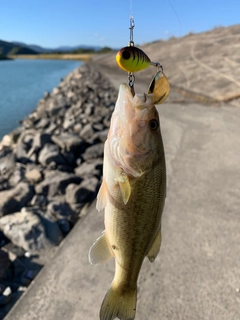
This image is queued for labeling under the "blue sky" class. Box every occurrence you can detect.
[1,0,239,48]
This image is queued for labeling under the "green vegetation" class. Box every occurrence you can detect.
[66,46,113,54]
[97,46,113,53]
[0,40,38,56]
[0,53,12,60]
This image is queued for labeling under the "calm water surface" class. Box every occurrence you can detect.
[0,59,82,139]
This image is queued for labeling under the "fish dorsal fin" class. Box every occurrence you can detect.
[147,229,162,262]
[88,231,113,265]
[115,170,131,205]
[96,179,108,212]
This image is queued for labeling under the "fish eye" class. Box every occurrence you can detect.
[149,119,159,131]
[122,50,131,60]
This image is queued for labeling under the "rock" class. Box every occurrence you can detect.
[20,270,38,286]
[45,95,70,117]
[0,230,9,247]
[38,143,65,166]
[35,171,82,197]
[0,148,15,175]
[0,249,11,280]
[0,182,34,217]
[0,177,8,192]
[51,133,88,156]
[72,123,82,133]
[57,219,71,233]
[47,201,78,224]
[15,130,36,163]
[61,151,75,166]
[66,177,99,206]
[35,210,63,246]
[2,242,25,259]
[84,102,94,116]
[0,64,118,275]
[80,176,99,193]
[0,286,12,306]
[0,208,62,253]
[82,142,104,161]
[35,118,50,129]
[63,115,75,130]
[80,123,95,141]
[75,158,103,178]
[30,194,48,207]
[44,122,57,135]
[1,135,12,148]
[10,127,25,143]
[91,129,108,143]
[25,167,43,184]
[28,132,53,155]
[8,164,25,187]
[2,127,24,147]
[92,123,105,131]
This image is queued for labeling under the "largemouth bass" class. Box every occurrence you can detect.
[89,83,166,320]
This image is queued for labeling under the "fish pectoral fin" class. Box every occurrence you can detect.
[115,171,131,205]
[147,229,162,263]
[88,231,113,265]
[96,179,108,212]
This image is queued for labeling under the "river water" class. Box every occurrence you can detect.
[0,59,82,139]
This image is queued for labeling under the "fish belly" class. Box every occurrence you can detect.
[105,162,166,289]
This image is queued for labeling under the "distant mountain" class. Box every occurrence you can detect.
[12,41,102,53]
[0,40,38,55]
[12,41,51,53]
[53,45,102,52]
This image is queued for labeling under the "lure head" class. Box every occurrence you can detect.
[116,46,151,73]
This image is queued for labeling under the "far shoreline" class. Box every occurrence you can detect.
[8,53,93,61]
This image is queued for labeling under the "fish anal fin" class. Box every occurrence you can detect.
[147,229,162,262]
[88,231,113,265]
[96,179,108,212]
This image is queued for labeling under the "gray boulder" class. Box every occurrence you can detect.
[28,132,53,156]
[63,115,75,130]
[75,158,103,178]
[51,133,88,156]
[80,123,95,141]
[25,167,43,184]
[8,164,25,187]
[0,249,11,280]
[47,201,78,231]
[66,177,99,206]
[35,118,50,129]
[30,194,48,207]
[0,148,15,176]
[35,171,82,197]
[82,143,104,161]
[0,208,63,253]
[0,182,34,217]
[15,130,36,163]
[38,143,65,166]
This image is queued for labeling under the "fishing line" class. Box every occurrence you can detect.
[167,0,182,37]
[129,0,133,18]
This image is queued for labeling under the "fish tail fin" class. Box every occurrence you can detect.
[100,284,137,320]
